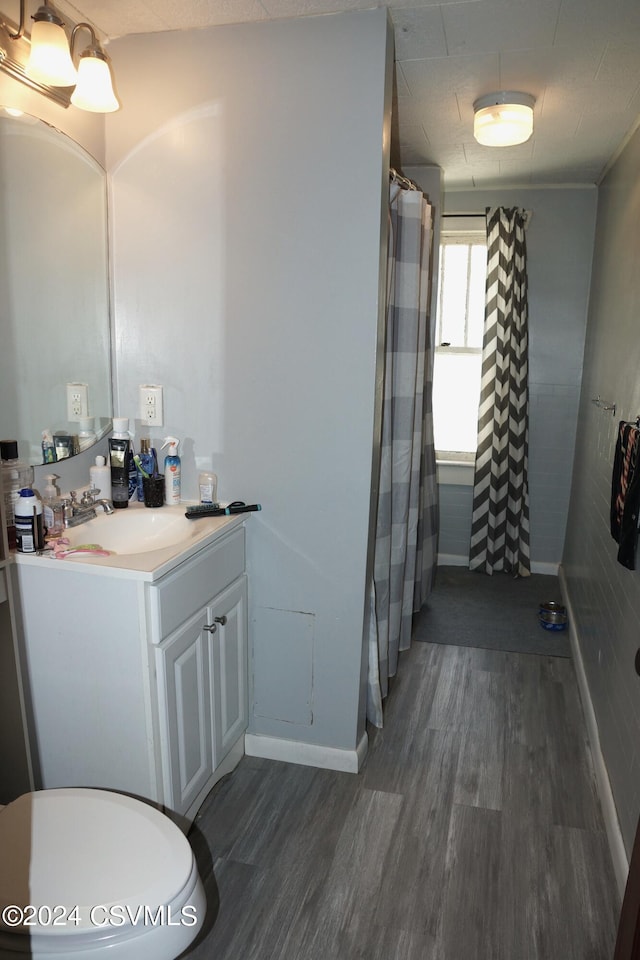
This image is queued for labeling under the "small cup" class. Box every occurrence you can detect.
[142,475,164,508]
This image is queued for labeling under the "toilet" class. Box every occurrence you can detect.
[0,788,206,959]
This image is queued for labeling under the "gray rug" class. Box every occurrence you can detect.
[413,565,572,658]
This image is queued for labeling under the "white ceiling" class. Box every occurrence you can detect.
[55,0,640,190]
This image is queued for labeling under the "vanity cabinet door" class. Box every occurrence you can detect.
[0,567,33,802]
[156,608,214,815]
[207,575,248,768]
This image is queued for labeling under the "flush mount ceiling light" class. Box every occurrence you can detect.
[0,0,119,111]
[473,91,535,147]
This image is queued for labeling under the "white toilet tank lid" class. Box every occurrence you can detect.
[0,788,195,933]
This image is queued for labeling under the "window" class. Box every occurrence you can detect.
[433,230,487,460]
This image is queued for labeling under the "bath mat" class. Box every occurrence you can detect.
[413,565,571,658]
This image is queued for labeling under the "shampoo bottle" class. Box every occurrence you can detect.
[15,488,44,553]
[109,418,131,509]
[162,437,181,505]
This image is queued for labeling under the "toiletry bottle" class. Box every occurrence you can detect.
[136,438,156,503]
[199,471,218,506]
[1,440,34,549]
[53,433,73,460]
[162,437,181,505]
[109,418,131,509]
[90,455,111,500]
[15,488,44,554]
[128,440,138,501]
[41,430,56,463]
[42,475,63,538]
[77,416,96,452]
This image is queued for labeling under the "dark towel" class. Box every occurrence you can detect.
[610,420,640,569]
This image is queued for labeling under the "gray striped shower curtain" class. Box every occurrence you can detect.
[469,206,530,576]
[367,182,438,728]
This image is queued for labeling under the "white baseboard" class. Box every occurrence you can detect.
[244,731,368,774]
[559,567,628,900]
[437,553,559,576]
[437,553,468,566]
[531,560,559,575]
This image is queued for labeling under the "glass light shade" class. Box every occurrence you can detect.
[71,56,119,113]
[473,93,535,147]
[26,19,77,86]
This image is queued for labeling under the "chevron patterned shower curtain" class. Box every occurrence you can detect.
[469,207,530,577]
[367,182,438,728]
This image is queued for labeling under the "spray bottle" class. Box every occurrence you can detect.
[162,437,181,505]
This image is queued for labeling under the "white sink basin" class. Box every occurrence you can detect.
[63,504,201,556]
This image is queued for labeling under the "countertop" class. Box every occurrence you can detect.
[12,505,245,582]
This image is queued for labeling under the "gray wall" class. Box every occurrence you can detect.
[438,479,474,559]
[427,187,598,569]
[564,124,640,855]
[105,10,392,759]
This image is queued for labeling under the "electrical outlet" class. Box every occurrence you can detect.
[139,384,163,426]
[66,382,89,420]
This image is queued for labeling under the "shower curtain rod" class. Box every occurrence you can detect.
[443,210,533,226]
[389,168,419,191]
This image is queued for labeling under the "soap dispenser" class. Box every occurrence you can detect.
[162,437,181,505]
[42,475,63,538]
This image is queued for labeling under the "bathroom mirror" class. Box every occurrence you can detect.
[0,110,112,466]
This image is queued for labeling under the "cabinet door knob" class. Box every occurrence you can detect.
[214,615,227,626]
[203,623,217,634]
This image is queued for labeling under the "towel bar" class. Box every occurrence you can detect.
[591,396,616,415]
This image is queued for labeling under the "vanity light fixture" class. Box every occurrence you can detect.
[69,23,118,113]
[473,91,535,147]
[25,2,76,86]
[0,0,119,112]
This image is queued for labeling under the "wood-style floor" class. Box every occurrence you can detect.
[185,641,621,959]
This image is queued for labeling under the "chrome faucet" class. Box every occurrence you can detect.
[62,489,114,528]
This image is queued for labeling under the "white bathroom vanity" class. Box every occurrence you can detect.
[13,510,249,829]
